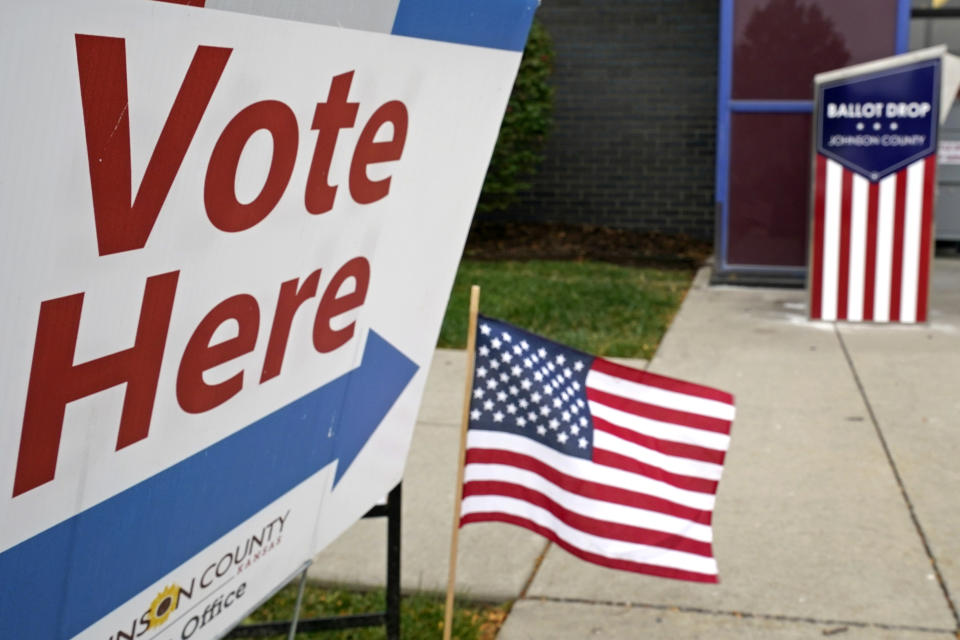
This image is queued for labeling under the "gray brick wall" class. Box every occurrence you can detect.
[497,0,719,240]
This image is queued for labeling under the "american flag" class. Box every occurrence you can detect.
[809,154,936,323]
[461,316,734,583]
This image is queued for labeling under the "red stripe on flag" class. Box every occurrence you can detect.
[863,180,880,321]
[586,387,732,435]
[810,155,828,319]
[890,169,908,322]
[459,512,719,583]
[465,448,713,523]
[592,416,727,464]
[592,448,719,494]
[591,358,734,405]
[916,155,937,322]
[836,168,854,320]
[462,480,714,557]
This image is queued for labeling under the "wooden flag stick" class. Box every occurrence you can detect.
[442,285,480,640]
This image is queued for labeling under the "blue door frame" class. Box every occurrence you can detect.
[713,0,912,285]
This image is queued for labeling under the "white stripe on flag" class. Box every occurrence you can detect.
[585,370,735,421]
[463,463,714,542]
[847,173,869,322]
[592,430,724,480]
[460,494,720,575]
[901,160,925,323]
[588,401,730,452]
[874,173,896,322]
[466,430,717,510]
[822,159,843,321]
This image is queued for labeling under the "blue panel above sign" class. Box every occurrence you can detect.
[392,0,538,52]
[817,59,940,181]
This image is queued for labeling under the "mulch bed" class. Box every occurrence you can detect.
[462,221,712,269]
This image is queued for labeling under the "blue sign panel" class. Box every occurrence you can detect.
[817,59,940,181]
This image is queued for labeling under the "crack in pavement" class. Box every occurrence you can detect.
[512,595,957,635]
[835,325,960,630]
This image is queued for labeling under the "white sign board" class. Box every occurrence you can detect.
[0,0,535,637]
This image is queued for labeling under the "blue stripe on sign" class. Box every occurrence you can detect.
[391,0,538,52]
[0,330,417,640]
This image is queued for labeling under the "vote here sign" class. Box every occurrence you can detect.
[0,1,536,638]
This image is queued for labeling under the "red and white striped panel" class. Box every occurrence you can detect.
[809,154,936,323]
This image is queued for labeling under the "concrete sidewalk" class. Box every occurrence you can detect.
[310,257,960,639]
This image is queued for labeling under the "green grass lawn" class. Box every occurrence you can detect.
[438,259,694,360]
[239,582,507,639]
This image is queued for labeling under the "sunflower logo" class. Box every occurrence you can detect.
[147,584,181,628]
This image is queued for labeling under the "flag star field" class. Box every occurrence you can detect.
[469,319,594,458]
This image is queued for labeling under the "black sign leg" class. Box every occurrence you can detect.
[226,483,402,638]
[386,483,402,640]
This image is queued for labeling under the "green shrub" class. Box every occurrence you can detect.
[477,18,554,214]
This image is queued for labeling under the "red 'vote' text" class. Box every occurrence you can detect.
[75,34,409,256]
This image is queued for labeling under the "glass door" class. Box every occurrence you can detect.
[715,0,911,284]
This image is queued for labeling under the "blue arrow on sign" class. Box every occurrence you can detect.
[0,330,418,640]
